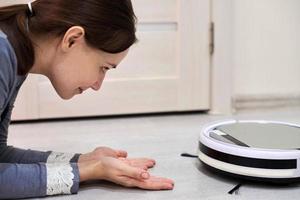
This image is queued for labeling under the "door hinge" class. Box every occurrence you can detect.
[209,22,215,56]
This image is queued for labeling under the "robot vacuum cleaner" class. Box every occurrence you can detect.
[198,120,300,183]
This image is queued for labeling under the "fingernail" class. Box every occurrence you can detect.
[141,172,149,179]
[164,184,173,190]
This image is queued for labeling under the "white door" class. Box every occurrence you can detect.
[12,0,211,120]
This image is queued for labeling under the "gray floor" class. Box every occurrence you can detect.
[9,108,300,199]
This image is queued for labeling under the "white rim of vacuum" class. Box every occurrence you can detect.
[198,152,298,178]
[199,120,300,178]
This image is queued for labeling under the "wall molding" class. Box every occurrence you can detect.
[233,93,300,111]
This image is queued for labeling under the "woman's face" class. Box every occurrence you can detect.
[48,27,129,100]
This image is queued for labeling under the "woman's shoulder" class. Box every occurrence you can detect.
[0,31,17,89]
[0,30,6,39]
[0,31,15,63]
[0,31,17,68]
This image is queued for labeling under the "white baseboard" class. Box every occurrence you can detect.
[233,93,300,111]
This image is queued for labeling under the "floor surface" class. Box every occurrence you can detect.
[9,108,300,199]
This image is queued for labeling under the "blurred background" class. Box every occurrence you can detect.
[1,0,300,121]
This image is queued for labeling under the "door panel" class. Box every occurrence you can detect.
[10,0,211,120]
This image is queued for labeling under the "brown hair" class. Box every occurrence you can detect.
[0,0,137,75]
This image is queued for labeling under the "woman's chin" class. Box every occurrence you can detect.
[57,92,74,100]
[61,95,73,100]
[55,88,83,100]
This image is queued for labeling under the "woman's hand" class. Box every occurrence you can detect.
[78,147,128,163]
[78,147,156,170]
[78,157,174,190]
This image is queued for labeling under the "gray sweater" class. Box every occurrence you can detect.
[0,31,80,199]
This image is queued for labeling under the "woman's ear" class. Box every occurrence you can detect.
[61,26,85,51]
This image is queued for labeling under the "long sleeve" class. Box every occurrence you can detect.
[0,103,53,164]
[0,162,80,199]
[0,110,82,199]
[0,163,47,199]
[0,32,81,199]
[0,103,81,164]
[0,104,81,199]
[0,36,81,164]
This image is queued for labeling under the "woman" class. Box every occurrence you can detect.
[0,0,174,199]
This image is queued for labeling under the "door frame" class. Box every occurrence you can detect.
[209,0,234,115]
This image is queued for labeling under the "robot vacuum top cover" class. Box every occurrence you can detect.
[198,120,300,183]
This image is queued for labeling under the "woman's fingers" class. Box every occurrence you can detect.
[113,158,172,189]
[129,158,156,168]
[98,157,174,190]
[147,176,174,185]
[116,160,150,180]
[118,158,156,170]
[137,176,175,190]
[98,157,149,181]
[119,175,174,190]
[93,147,128,158]
[116,150,128,158]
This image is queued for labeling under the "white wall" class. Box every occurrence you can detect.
[233,0,300,97]
[4,0,300,113]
